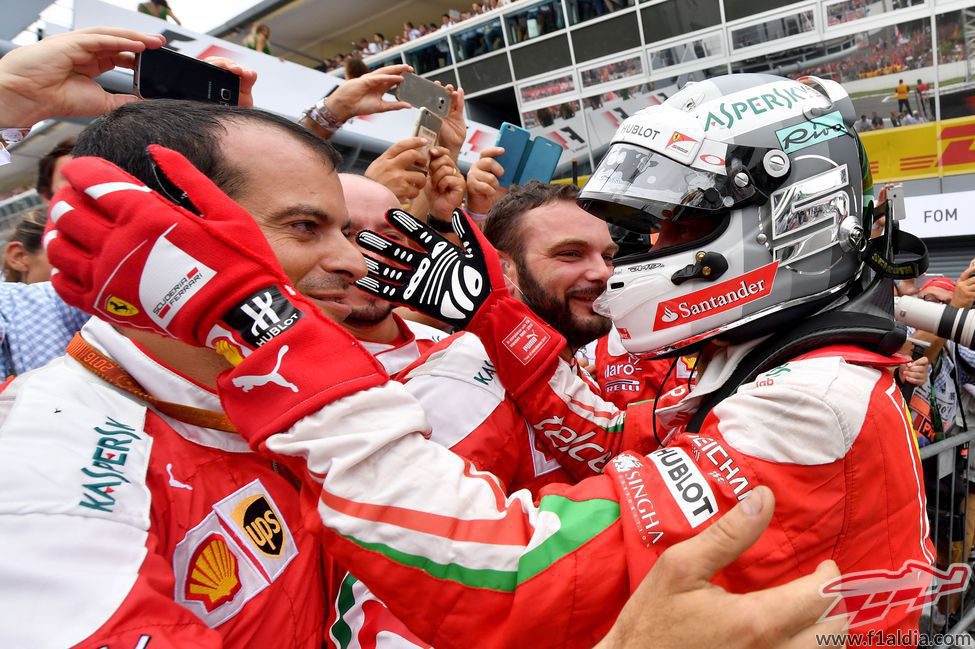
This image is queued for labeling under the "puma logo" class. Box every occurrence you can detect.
[231,345,299,393]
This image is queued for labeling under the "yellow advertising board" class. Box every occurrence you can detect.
[860,114,975,182]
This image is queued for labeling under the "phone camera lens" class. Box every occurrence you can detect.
[221,88,232,100]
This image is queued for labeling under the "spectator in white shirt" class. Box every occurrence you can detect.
[404,22,422,40]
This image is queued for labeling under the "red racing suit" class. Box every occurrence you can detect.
[325,331,588,649]
[357,314,444,375]
[592,328,697,409]
[253,339,933,649]
[0,318,326,648]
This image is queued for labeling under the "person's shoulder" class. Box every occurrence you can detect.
[0,357,154,648]
[403,319,448,343]
[712,354,885,464]
[402,332,502,392]
[0,281,61,311]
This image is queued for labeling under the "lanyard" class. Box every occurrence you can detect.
[66,334,237,433]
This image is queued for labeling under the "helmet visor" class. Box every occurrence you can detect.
[579,142,766,234]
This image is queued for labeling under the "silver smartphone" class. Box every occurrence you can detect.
[395,73,450,117]
[412,108,443,171]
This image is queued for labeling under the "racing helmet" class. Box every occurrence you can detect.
[580,73,872,357]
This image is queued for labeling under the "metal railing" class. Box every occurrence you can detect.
[919,429,975,647]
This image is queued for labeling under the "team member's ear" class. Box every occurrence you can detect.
[498,253,519,293]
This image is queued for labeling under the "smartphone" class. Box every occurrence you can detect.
[515,136,563,185]
[395,73,451,117]
[134,47,240,106]
[412,108,443,171]
[494,123,531,188]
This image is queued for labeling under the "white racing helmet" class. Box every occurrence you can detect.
[580,73,873,357]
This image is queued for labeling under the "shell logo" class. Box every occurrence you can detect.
[185,534,242,612]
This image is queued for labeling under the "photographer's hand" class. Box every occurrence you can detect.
[203,57,258,108]
[324,64,413,123]
[0,27,165,126]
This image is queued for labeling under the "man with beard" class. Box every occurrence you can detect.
[483,182,614,351]
[337,173,444,374]
[386,181,619,493]
[323,181,621,648]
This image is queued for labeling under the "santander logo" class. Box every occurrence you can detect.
[653,262,778,331]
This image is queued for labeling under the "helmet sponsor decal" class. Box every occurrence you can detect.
[653,262,778,331]
[666,131,698,156]
[618,123,661,142]
[612,107,705,164]
[702,82,821,134]
[691,139,729,175]
[775,111,848,154]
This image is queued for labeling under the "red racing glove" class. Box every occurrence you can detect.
[355,208,565,398]
[46,145,387,443]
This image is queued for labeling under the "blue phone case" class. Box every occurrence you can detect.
[494,123,532,188]
[514,136,563,185]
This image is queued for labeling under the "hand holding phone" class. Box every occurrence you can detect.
[515,136,562,185]
[412,108,443,172]
[494,123,531,188]
[394,73,451,117]
[135,48,240,106]
[494,124,563,187]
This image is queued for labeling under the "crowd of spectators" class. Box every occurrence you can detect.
[319,0,518,73]
[799,19,961,85]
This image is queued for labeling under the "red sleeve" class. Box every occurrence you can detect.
[501,356,660,482]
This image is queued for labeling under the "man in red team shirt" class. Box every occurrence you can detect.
[17,30,850,647]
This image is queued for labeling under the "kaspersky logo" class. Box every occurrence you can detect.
[653,262,778,331]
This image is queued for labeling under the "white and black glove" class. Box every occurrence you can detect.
[355,208,490,330]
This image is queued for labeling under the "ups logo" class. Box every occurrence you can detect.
[232,494,285,557]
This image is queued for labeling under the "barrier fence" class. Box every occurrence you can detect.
[919,429,975,647]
